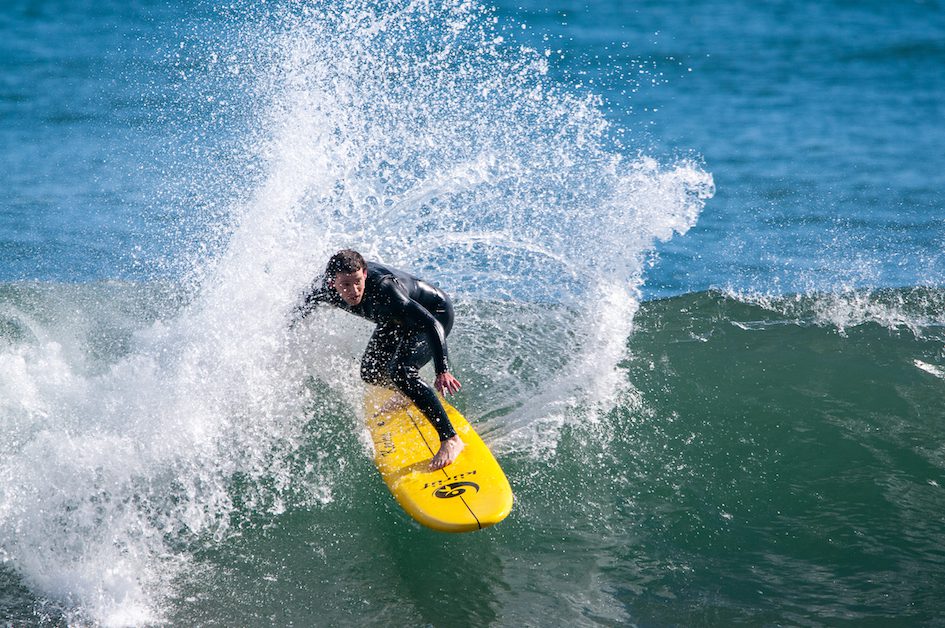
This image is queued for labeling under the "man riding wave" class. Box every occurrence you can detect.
[294,249,465,470]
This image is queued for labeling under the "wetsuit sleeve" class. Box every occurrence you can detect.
[293,277,336,322]
[380,277,451,374]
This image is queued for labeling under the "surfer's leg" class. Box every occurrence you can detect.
[389,361,457,441]
[368,304,463,468]
[360,323,399,387]
[391,328,464,469]
[390,362,463,470]
[360,324,412,415]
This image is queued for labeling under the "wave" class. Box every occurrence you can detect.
[4,282,944,624]
[612,288,945,625]
[0,0,712,623]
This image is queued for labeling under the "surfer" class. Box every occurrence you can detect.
[294,249,465,470]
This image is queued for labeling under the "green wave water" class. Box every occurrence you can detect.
[620,290,945,625]
[4,285,943,625]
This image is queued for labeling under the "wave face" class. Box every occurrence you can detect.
[7,287,945,625]
[0,0,711,624]
[615,289,945,625]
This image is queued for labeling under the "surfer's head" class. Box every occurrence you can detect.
[326,249,367,306]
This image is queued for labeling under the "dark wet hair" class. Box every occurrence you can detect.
[325,249,366,280]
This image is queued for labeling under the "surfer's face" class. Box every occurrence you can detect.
[332,268,367,305]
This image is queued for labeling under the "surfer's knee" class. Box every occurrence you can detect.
[360,361,389,386]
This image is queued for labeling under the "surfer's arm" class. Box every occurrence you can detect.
[405,302,461,394]
[382,278,451,375]
[290,279,334,327]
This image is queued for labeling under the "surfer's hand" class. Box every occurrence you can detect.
[287,306,307,330]
[435,372,461,396]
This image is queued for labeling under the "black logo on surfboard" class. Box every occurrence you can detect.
[433,482,480,499]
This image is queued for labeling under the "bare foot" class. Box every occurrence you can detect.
[429,435,464,471]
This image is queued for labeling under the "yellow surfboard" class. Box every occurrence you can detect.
[365,387,513,532]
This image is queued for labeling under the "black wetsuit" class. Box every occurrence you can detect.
[297,261,457,441]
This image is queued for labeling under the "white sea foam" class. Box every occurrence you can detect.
[727,286,945,338]
[914,360,945,380]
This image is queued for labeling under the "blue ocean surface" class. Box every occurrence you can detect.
[1,0,944,625]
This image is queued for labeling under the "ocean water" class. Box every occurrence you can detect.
[1,0,943,626]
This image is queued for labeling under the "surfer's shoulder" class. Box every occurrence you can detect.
[367,263,405,294]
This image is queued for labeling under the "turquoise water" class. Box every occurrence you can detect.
[2,0,944,625]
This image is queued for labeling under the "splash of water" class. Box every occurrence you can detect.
[221,0,714,441]
[0,0,712,623]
